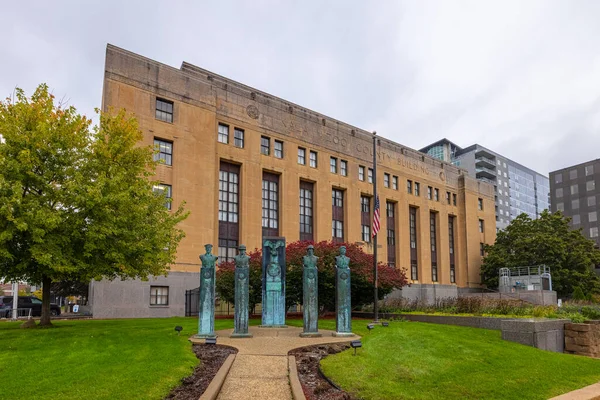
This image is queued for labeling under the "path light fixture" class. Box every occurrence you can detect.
[351,340,362,356]
[174,326,183,335]
[382,322,389,327]
[367,324,375,333]
[206,338,217,345]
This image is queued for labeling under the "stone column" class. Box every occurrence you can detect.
[334,246,354,337]
[195,244,217,339]
[300,245,321,337]
[231,245,253,338]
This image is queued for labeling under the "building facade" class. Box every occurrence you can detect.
[421,139,550,231]
[550,159,600,252]
[90,45,496,318]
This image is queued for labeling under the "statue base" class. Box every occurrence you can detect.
[193,333,218,339]
[300,332,322,338]
[230,332,253,338]
[258,325,288,328]
[332,332,355,337]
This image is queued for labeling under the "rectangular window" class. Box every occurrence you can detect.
[298,147,306,165]
[588,196,597,207]
[386,202,395,218]
[362,225,371,243]
[434,188,439,201]
[556,188,563,198]
[330,157,338,173]
[234,128,245,148]
[446,192,451,204]
[153,184,172,210]
[387,201,396,267]
[219,162,240,264]
[452,193,457,206]
[415,182,420,197]
[299,181,314,241]
[571,184,578,195]
[359,166,365,181]
[392,176,398,190]
[573,214,581,225]
[218,123,229,144]
[478,198,483,210]
[360,195,370,213]
[340,160,348,176]
[150,286,169,305]
[586,165,594,176]
[427,186,432,200]
[407,180,413,194]
[556,202,564,212]
[572,199,580,210]
[449,216,456,283]
[570,169,578,180]
[368,168,373,184]
[430,212,438,282]
[309,151,318,168]
[555,173,563,184]
[262,172,279,236]
[480,243,485,257]
[384,173,390,188]
[274,140,283,158]
[409,207,418,280]
[589,211,598,223]
[479,219,484,233]
[218,238,238,265]
[587,181,596,192]
[332,189,344,243]
[591,227,599,238]
[261,136,270,155]
[361,195,371,243]
[153,138,173,166]
[155,98,173,123]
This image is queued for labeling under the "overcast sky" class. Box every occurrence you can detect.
[3,0,599,175]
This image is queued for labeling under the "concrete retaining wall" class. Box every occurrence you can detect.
[500,319,568,353]
[564,321,600,357]
[352,312,505,330]
[388,284,459,304]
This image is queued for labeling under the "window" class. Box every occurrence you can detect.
[588,181,596,192]
[261,136,270,155]
[387,202,396,267]
[359,166,365,181]
[480,243,485,257]
[309,151,318,168]
[360,195,371,240]
[219,162,240,264]
[591,227,599,238]
[588,196,596,207]
[362,225,371,243]
[300,182,314,241]
[332,189,344,243]
[153,138,172,166]
[153,184,172,210]
[446,192,451,204]
[434,188,439,201]
[218,239,238,265]
[409,207,418,280]
[478,198,483,210]
[262,172,279,236]
[449,216,456,283]
[330,157,338,173]
[427,186,432,200]
[407,180,413,194]
[586,165,594,176]
[368,168,373,183]
[384,173,390,188]
[556,202,564,212]
[155,98,173,123]
[556,188,563,198]
[234,128,244,148]
[570,169,578,180]
[571,184,578,195]
[386,202,395,218]
[555,173,563,184]
[478,219,484,233]
[573,214,581,225]
[340,160,348,176]
[415,182,420,197]
[387,229,395,247]
[430,212,438,282]
[361,196,370,213]
[452,193,457,206]
[298,147,306,165]
[150,286,169,305]
[589,211,598,223]
[392,176,398,190]
[572,199,580,210]
[218,123,229,144]
[274,140,283,158]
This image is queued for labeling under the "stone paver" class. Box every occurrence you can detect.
[190,325,358,400]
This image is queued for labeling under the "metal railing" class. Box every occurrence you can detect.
[476,156,496,166]
[476,166,496,175]
[2,308,33,320]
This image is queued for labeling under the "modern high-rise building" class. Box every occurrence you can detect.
[550,159,600,249]
[420,139,550,231]
[90,45,497,318]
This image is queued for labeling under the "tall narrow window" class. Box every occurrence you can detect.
[219,162,240,264]
[299,181,314,241]
[410,207,418,280]
[415,182,420,196]
[446,192,451,204]
[479,219,484,233]
[332,189,344,243]
[359,166,365,181]
[155,98,174,123]
[298,147,306,165]
[309,151,318,168]
[218,123,229,144]
[261,136,270,155]
[449,215,456,283]
[434,188,439,201]
[452,193,457,206]
[361,196,371,243]
[340,160,348,176]
[392,176,398,190]
[234,128,244,148]
[430,212,438,282]
[274,140,284,158]
[407,180,413,194]
[387,202,396,267]
[480,243,485,256]
[478,198,483,210]
[262,172,279,236]
[368,168,373,183]
[153,138,173,166]
[330,157,338,174]
[153,184,172,210]
[427,186,432,200]
[384,173,390,188]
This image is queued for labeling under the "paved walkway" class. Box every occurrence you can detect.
[190,325,358,400]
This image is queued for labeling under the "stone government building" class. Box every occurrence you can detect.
[89,44,496,318]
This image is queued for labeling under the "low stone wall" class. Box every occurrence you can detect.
[564,321,600,357]
[352,312,504,330]
[500,319,568,353]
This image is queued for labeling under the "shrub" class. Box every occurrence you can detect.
[572,286,587,301]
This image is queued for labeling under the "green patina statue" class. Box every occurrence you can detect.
[334,246,353,337]
[196,244,217,339]
[300,245,321,337]
[231,245,252,338]
[261,237,286,327]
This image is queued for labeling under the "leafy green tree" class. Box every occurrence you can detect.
[0,85,188,326]
[481,211,600,298]
[572,286,586,301]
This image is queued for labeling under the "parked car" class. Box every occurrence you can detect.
[0,296,61,318]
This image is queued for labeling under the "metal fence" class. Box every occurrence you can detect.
[1,308,32,320]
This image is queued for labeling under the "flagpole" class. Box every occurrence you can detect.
[372,131,379,323]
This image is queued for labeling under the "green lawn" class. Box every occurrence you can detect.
[307,319,600,400]
[0,318,234,400]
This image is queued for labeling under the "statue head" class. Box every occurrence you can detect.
[239,244,247,255]
[339,246,347,256]
[307,244,314,256]
[204,244,213,254]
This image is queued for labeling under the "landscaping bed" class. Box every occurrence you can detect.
[166,344,238,400]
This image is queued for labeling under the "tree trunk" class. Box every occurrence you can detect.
[39,275,53,327]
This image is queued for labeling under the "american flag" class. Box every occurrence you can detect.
[372,195,381,237]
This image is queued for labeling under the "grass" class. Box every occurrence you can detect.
[308,319,600,400]
[0,318,234,400]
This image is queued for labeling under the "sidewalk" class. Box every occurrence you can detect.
[190,325,358,399]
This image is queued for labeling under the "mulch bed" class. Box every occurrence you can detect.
[165,344,238,400]
[289,343,355,400]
